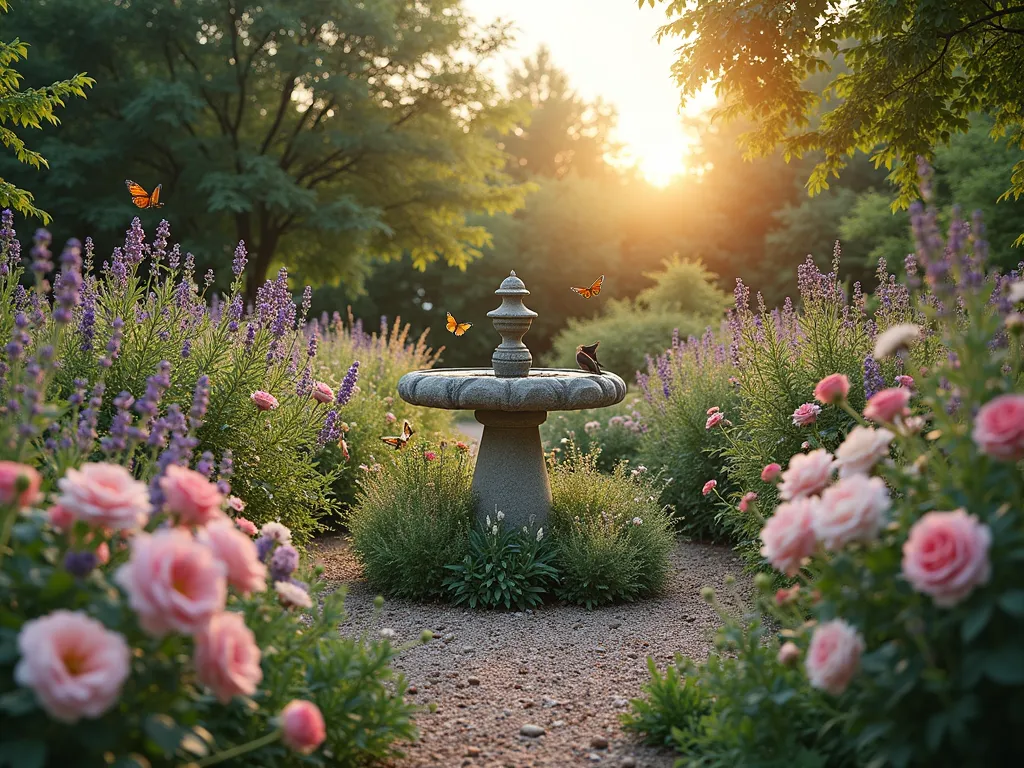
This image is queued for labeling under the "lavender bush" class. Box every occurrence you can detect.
[0,213,338,541]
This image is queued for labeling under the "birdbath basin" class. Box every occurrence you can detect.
[398,271,626,529]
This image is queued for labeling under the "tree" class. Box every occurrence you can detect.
[0,0,92,221]
[3,0,526,293]
[641,0,1024,210]
[501,46,618,180]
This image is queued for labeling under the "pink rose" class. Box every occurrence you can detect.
[895,375,914,389]
[777,641,801,667]
[779,449,834,501]
[0,461,41,508]
[761,463,782,483]
[791,403,821,427]
[813,374,849,405]
[115,529,226,637]
[226,495,246,513]
[835,426,894,477]
[275,580,313,609]
[201,519,267,596]
[760,498,818,576]
[15,610,130,723]
[251,390,279,411]
[902,509,991,607]
[160,465,225,527]
[234,516,258,536]
[806,619,864,695]
[702,479,717,496]
[280,699,327,754]
[814,475,889,550]
[775,585,800,606]
[738,491,757,513]
[972,393,1024,461]
[57,462,152,531]
[706,406,720,415]
[863,387,911,423]
[311,382,334,404]
[705,412,725,429]
[47,504,75,532]
[95,541,110,566]
[193,612,263,703]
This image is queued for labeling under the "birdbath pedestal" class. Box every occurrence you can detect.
[398,271,626,529]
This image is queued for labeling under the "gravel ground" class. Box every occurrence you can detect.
[314,537,748,768]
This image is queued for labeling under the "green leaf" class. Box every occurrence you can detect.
[0,740,46,768]
[144,714,185,757]
[0,687,37,716]
[961,602,993,643]
[985,645,1024,685]
[997,590,1024,617]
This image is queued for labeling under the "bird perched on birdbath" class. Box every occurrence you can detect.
[576,341,602,374]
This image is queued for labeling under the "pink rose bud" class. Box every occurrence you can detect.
[738,491,757,513]
[791,403,821,427]
[226,495,246,513]
[760,463,782,483]
[56,462,152,531]
[759,497,818,576]
[201,519,267,596]
[863,387,911,423]
[15,610,131,723]
[115,529,227,637]
[813,373,849,405]
[311,382,334,404]
[250,390,279,411]
[47,504,75,532]
[895,375,914,389]
[702,479,717,496]
[706,406,720,415]
[385,412,397,424]
[234,516,258,536]
[779,449,834,501]
[0,461,41,508]
[902,509,991,607]
[95,541,110,566]
[194,611,263,703]
[280,699,327,754]
[160,464,225,528]
[705,412,725,429]
[805,619,864,695]
[777,641,801,667]
[774,585,800,606]
[972,393,1024,461]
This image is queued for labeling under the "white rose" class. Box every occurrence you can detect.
[835,426,894,477]
[813,475,890,550]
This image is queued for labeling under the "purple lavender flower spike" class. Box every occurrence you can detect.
[232,241,248,277]
[863,355,885,400]
[316,409,340,449]
[189,374,210,430]
[270,544,299,582]
[30,228,53,278]
[336,361,360,406]
[196,451,216,477]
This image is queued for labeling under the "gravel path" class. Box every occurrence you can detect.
[314,538,748,768]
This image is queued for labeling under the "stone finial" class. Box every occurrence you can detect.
[487,270,538,378]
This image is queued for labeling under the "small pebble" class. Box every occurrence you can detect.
[466,746,481,756]
[609,621,621,629]
[588,753,602,762]
[621,758,637,768]
[467,676,481,686]
[590,736,609,750]
[519,724,545,738]
[612,698,629,708]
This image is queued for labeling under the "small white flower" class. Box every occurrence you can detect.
[873,323,921,359]
[275,581,312,609]
[1009,280,1024,304]
[496,511,505,522]
[491,524,498,536]
[632,517,643,526]
[260,521,292,544]
[559,437,569,444]
[536,528,544,542]
[486,515,492,528]
[380,628,397,639]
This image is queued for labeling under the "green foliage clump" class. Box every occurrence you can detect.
[541,398,646,471]
[313,311,455,513]
[548,446,675,608]
[620,656,710,748]
[636,328,739,540]
[347,443,474,600]
[443,516,559,610]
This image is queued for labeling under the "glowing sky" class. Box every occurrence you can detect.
[464,0,714,186]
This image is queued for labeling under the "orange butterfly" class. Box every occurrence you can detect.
[381,420,414,450]
[446,311,472,337]
[570,274,604,299]
[125,179,164,209]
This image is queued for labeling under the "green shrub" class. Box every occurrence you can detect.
[541,397,646,471]
[443,515,559,610]
[636,328,739,541]
[621,656,710,748]
[314,311,456,514]
[347,442,474,599]
[548,446,675,608]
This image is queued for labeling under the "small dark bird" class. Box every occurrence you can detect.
[576,341,602,374]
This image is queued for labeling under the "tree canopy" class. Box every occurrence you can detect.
[641,0,1024,212]
[0,0,92,222]
[2,0,527,292]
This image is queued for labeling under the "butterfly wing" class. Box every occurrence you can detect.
[125,179,152,209]
[402,420,414,439]
[446,312,458,334]
[150,184,163,208]
[570,285,593,299]
[454,322,472,337]
[589,275,605,297]
[380,436,404,450]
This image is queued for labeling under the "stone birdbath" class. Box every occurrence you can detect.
[398,271,626,529]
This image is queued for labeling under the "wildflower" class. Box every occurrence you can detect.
[234,517,258,536]
[1009,281,1024,304]
[895,374,914,389]
[261,521,292,544]
[777,642,801,667]
[385,411,397,424]
[774,585,800,606]
[279,700,326,754]
[813,374,849,405]
[760,498,818,576]
[863,388,911,423]
[761,463,782,483]
[902,509,991,607]
[806,619,864,695]
[630,465,647,478]
[14,610,130,723]
[251,390,279,411]
[276,580,313,610]
[972,393,1024,461]
[232,241,248,276]
[706,406,720,415]
[194,612,262,703]
[496,511,505,522]
[270,544,300,582]
[339,438,350,461]
[311,382,334,404]
[227,495,246,512]
[491,524,499,536]
[814,476,889,550]
[336,361,360,406]
[63,550,99,578]
[584,420,601,434]
[873,323,921,359]
[631,517,643,526]
[424,451,438,461]
[779,450,834,500]
[791,403,821,427]
[536,527,544,542]
[705,412,725,429]
[702,479,717,496]
[738,491,757,513]
[862,355,886,400]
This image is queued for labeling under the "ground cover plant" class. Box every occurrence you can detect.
[541,397,647,471]
[627,184,1024,766]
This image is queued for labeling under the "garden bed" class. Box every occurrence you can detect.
[316,536,749,767]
